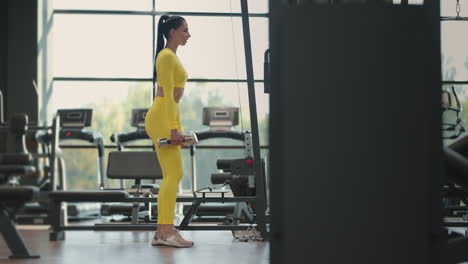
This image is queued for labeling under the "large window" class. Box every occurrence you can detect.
[53,15,153,78]
[49,0,269,191]
[441,0,468,141]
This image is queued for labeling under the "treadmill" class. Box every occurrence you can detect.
[36,109,104,220]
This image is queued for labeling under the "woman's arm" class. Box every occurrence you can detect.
[157,52,179,130]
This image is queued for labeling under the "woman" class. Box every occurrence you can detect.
[144,14,192,248]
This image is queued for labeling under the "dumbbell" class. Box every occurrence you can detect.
[157,132,198,148]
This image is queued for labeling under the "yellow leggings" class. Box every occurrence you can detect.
[145,97,183,225]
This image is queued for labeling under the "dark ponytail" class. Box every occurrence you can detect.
[153,15,186,88]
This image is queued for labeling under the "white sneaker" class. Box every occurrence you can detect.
[152,231,193,248]
[151,234,159,246]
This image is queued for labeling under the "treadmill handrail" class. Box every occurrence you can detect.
[195,130,245,142]
[110,130,150,144]
[109,129,246,145]
[60,129,103,144]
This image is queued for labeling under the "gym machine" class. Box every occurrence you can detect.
[180,107,264,227]
[111,108,152,152]
[0,113,63,225]
[102,108,159,222]
[0,114,61,258]
[0,186,40,259]
[442,87,465,141]
[37,109,105,189]
[442,137,468,263]
[33,109,104,221]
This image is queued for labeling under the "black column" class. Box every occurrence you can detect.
[6,0,38,123]
[0,1,8,123]
[270,2,443,264]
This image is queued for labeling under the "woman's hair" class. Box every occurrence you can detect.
[153,15,186,86]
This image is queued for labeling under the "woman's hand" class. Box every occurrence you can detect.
[170,129,185,146]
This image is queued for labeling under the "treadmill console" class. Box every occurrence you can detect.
[203,107,239,131]
[131,109,148,129]
[57,109,92,129]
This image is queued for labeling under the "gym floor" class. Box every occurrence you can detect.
[0,227,269,264]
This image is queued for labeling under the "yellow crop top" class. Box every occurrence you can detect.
[156,48,188,129]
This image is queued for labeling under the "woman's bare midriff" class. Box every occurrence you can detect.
[156,86,184,103]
